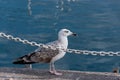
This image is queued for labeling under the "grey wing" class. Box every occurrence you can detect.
[13,41,60,64]
[30,48,59,63]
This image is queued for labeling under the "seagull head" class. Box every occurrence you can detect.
[58,29,77,37]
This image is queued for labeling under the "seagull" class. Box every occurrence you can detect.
[13,29,77,75]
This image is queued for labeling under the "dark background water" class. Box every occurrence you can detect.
[0,0,120,72]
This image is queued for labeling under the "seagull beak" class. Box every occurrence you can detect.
[72,33,77,36]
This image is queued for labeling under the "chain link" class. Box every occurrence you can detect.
[0,32,120,56]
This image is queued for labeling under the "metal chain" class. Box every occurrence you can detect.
[0,32,49,48]
[0,32,120,56]
[28,0,32,16]
[67,49,120,56]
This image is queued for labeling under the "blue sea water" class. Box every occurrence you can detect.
[0,0,120,72]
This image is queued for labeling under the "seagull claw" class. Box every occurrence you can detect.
[53,72,62,75]
[49,70,62,75]
[49,70,54,74]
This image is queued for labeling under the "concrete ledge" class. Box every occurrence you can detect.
[0,67,120,80]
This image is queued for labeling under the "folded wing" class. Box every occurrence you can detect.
[13,48,59,64]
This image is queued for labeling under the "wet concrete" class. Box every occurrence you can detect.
[0,67,120,80]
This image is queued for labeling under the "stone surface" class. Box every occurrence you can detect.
[0,67,120,80]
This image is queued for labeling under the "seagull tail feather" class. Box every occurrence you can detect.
[13,53,36,64]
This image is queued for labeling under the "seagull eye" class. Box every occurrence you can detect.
[64,31,69,33]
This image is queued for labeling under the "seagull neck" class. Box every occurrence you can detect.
[58,35,68,48]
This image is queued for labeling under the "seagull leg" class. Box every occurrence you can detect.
[52,62,62,75]
[25,64,32,69]
[49,62,54,74]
